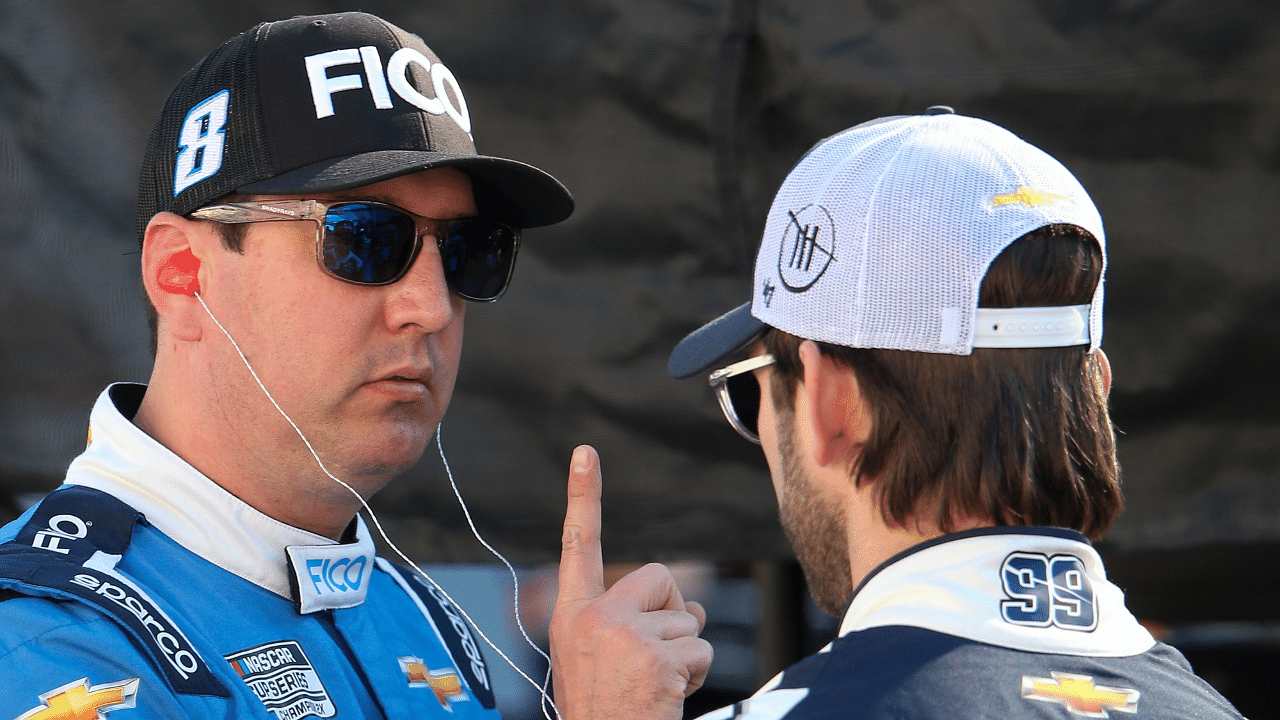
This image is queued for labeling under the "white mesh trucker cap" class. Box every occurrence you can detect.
[668,108,1106,379]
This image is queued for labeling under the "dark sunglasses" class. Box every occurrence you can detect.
[707,354,776,444]
[189,199,521,301]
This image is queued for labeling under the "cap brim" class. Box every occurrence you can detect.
[667,302,766,379]
[238,150,574,229]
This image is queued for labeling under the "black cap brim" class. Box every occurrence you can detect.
[667,302,766,379]
[238,149,574,229]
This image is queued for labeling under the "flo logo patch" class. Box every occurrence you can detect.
[777,205,835,292]
[401,656,470,710]
[17,677,138,720]
[30,513,90,555]
[1022,672,1139,717]
[227,641,335,719]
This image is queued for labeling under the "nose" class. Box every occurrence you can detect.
[382,238,460,334]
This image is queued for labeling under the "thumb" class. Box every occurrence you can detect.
[556,445,606,604]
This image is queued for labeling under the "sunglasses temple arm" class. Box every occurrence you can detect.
[189,200,324,224]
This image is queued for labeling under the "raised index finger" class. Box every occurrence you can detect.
[556,444,606,604]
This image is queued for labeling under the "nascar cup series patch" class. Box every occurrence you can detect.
[226,641,336,719]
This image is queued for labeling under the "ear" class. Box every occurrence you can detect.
[796,340,872,471]
[142,212,210,342]
[1096,349,1112,396]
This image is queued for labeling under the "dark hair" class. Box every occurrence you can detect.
[764,224,1121,539]
[143,202,248,353]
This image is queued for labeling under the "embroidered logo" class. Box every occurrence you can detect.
[1000,552,1097,631]
[173,90,230,196]
[30,514,90,555]
[991,186,1071,209]
[16,677,139,720]
[1022,672,1139,717]
[287,542,375,614]
[227,641,336,719]
[776,205,835,292]
[401,656,470,710]
[304,46,471,133]
[761,279,776,307]
[413,577,490,691]
[67,572,209,681]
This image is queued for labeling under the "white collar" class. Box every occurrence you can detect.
[65,383,376,610]
[838,528,1155,657]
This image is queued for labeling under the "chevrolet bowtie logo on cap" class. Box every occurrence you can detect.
[991,186,1072,208]
[1022,672,1140,717]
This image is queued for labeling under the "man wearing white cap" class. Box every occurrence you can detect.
[662,107,1243,718]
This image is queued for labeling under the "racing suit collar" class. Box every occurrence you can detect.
[65,383,376,608]
[836,527,1154,657]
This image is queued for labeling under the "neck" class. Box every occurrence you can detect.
[845,484,992,590]
[135,353,368,541]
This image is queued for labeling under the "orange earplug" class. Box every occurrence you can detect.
[158,249,201,295]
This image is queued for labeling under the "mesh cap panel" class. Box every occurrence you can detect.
[751,113,1105,356]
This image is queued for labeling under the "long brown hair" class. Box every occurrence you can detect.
[765,224,1121,539]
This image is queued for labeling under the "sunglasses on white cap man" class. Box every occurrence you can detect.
[669,106,1106,442]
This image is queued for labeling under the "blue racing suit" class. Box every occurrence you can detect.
[0,383,502,719]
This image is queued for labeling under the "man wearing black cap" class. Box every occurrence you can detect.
[657,111,1243,718]
[0,12,709,719]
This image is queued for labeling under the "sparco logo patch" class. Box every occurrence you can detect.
[304,45,471,133]
[68,572,205,680]
[227,641,336,720]
[416,578,489,692]
[777,205,835,292]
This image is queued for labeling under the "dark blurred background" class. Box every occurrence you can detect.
[1,0,1278,716]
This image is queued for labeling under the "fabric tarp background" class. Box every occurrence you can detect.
[1,0,1277,572]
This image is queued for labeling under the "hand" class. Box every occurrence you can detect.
[550,445,713,720]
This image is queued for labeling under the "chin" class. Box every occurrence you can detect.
[356,422,433,475]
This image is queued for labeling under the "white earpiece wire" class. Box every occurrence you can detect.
[194,291,560,719]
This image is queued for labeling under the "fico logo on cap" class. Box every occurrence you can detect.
[304,45,471,133]
[172,45,472,197]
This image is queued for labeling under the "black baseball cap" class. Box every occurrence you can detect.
[137,12,573,241]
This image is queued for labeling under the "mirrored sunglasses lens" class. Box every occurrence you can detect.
[725,372,761,439]
[321,204,417,284]
[439,219,518,300]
